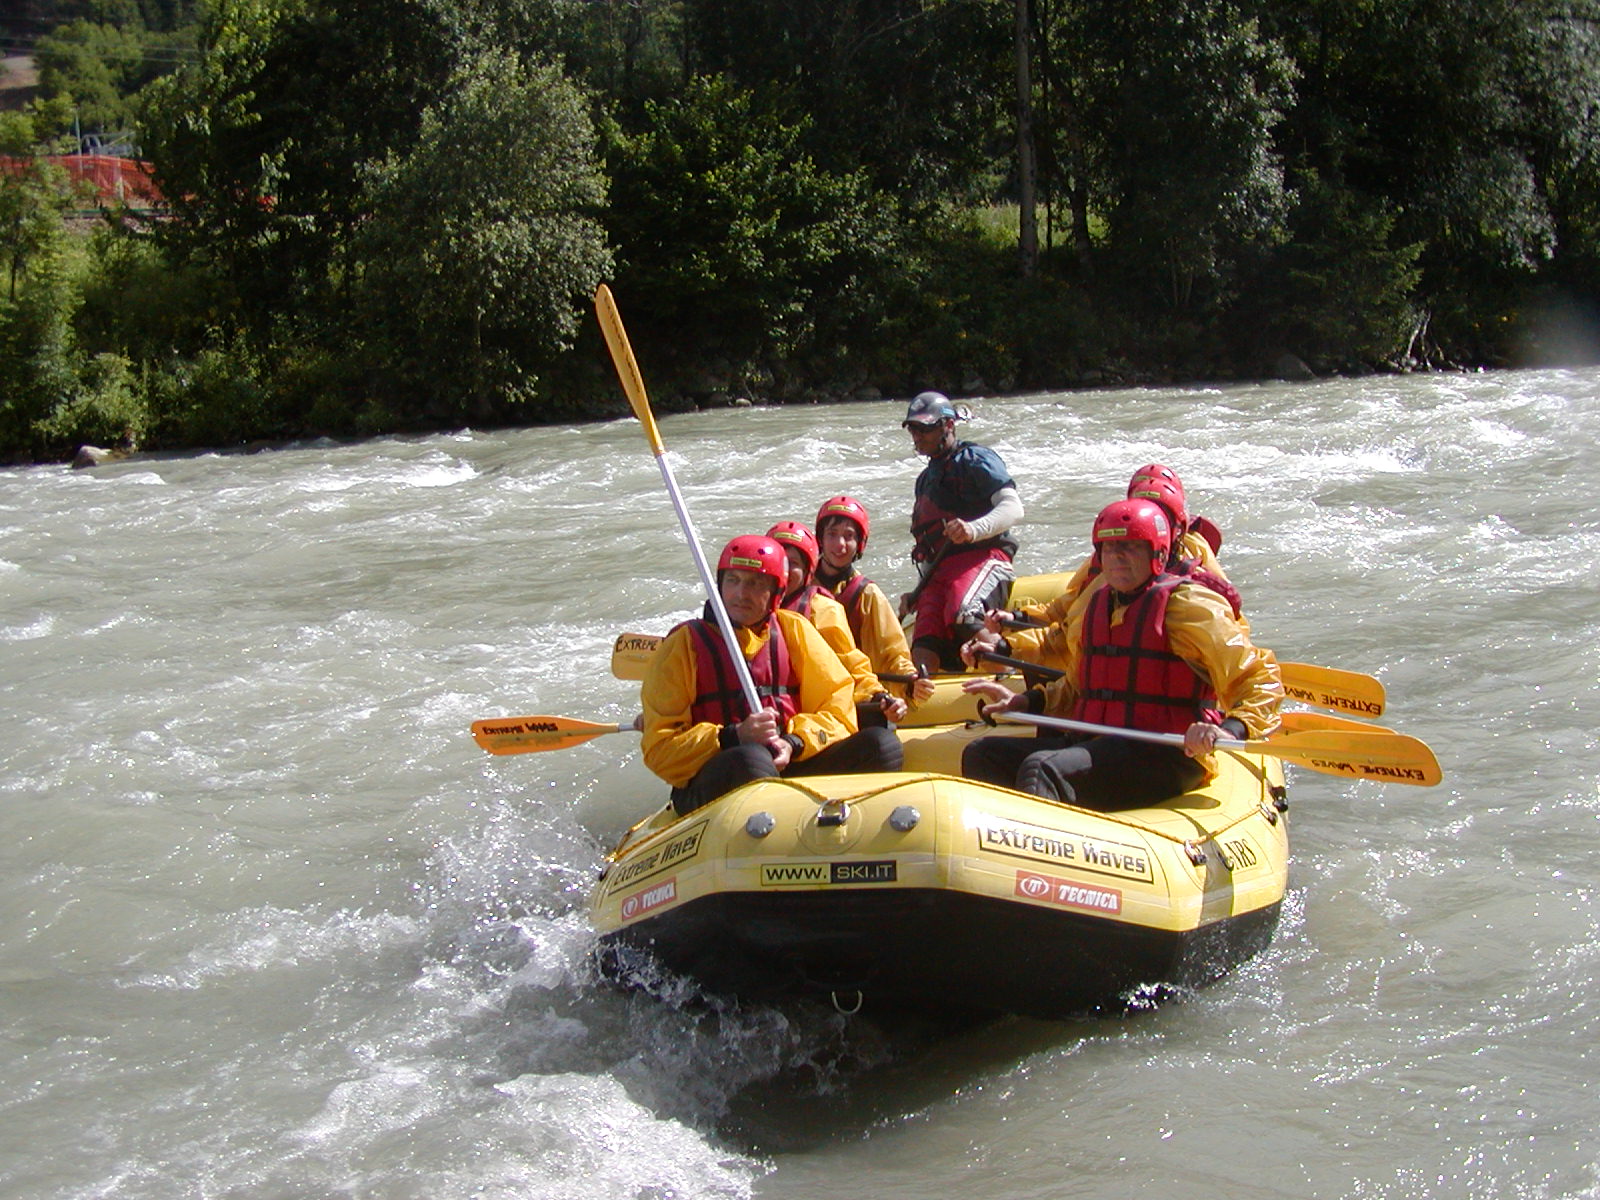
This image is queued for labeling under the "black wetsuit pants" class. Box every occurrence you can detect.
[962,731,1205,810]
[671,727,903,815]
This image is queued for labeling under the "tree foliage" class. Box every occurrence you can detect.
[351,48,611,421]
[6,0,1600,461]
[1088,0,1295,312]
[605,74,906,388]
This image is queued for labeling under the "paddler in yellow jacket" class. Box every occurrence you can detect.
[811,497,937,709]
[963,463,1240,673]
[766,520,911,726]
[642,534,903,814]
[960,498,1280,810]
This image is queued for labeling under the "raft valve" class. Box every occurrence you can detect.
[889,805,921,832]
[745,812,776,838]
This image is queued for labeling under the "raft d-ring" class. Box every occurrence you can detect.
[831,989,864,1015]
[1184,841,1208,866]
[816,798,850,827]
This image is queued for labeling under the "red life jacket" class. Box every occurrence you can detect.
[780,584,827,620]
[828,572,871,644]
[1074,575,1218,734]
[683,617,800,726]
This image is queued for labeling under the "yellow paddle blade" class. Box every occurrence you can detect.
[595,284,664,456]
[1279,710,1395,736]
[611,631,662,681]
[1245,728,1441,786]
[1279,661,1386,719]
[472,715,626,756]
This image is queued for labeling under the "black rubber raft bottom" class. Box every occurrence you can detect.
[596,887,1282,1020]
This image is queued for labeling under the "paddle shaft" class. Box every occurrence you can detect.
[989,629,1384,719]
[977,647,1062,680]
[613,628,1380,718]
[596,285,762,716]
[995,711,1439,785]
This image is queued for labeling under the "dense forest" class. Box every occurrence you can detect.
[2,0,1599,462]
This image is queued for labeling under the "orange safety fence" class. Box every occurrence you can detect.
[0,154,164,208]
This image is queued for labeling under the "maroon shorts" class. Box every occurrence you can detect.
[912,546,1015,646]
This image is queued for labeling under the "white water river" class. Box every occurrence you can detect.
[0,369,1596,1198]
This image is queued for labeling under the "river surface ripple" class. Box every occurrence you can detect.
[0,369,1596,1199]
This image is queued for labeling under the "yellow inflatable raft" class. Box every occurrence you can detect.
[591,748,1289,1019]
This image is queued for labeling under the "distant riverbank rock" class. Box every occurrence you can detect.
[1272,352,1316,381]
[72,445,131,469]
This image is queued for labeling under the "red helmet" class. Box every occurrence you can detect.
[814,494,870,557]
[717,535,788,610]
[765,521,819,576]
[1092,499,1173,571]
[1126,475,1189,534]
[1129,462,1183,490]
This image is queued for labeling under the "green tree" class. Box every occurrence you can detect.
[139,0,456,340]
[33,14,195,133]
[1255,0,1585,360]
[605,74,906,391]
[350,48,612,422]
[0,109,77,303]
[1233,171,1424,368]
[1086,0,1295,313]
[681,0,1012,206]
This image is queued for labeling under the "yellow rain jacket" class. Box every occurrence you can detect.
[1029,579,1281,779]
[793,587,884,706]
[824,573,920,696]
[1008,532,1232,669]
[641,610,857,788]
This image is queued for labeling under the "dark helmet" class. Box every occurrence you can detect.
[901,391,963,427]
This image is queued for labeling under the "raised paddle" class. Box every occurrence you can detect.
[596,284,762,717]
[993,712,1441,786]
[472,715,634,755]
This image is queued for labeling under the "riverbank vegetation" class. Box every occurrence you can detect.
[3,0,1599,461]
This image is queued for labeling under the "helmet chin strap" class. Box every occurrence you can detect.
[815,560,852,587]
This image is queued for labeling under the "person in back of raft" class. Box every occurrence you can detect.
[959,499,1281,810]
[641,534,904,815]
[766,520,909,727]
[962,463,1239,674]
[900,392,1023,674]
